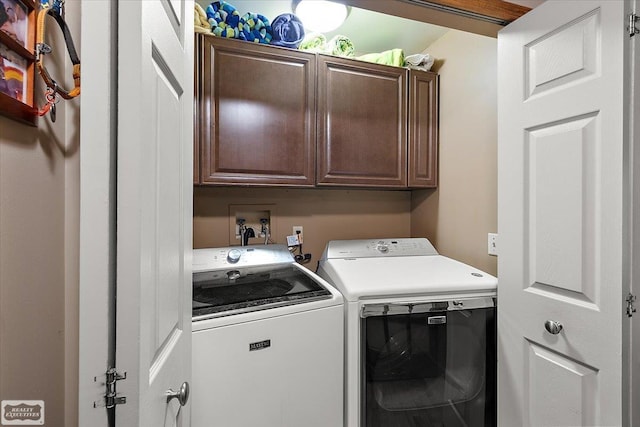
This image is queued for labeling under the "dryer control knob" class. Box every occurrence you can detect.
[377,244,389,253]
[227,249,242,263]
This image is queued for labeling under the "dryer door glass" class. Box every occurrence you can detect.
[362,302,496,427]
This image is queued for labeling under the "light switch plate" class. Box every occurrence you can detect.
[488,233,498,256]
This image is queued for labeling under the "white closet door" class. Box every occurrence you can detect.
[498,1,630,425]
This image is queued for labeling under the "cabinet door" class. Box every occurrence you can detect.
[317,55,408,187]
[198,36,316,186]
[408,70,438,188]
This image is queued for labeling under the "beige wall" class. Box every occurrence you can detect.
[411,29,498,275]
[194,31,500,275]
[0,3,80,427]
[194,187,411,264]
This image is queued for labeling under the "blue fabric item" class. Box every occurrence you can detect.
[206,1,242,39]
[270,13,305,49]
[40,0,63,14]
[239,12,272,44]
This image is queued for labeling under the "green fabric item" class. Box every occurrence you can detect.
[298,33,327,52]
[326,35,354,57]
[356,49,405,67]
[298,33,355,59]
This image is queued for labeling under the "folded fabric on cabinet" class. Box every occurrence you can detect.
[356,49,405,67]
[240,12,272,44]
[206,1,242,39]
[194,3,212,34]
[270,13,305,48]
[298,33,327,52]
[404,53,435,71]
[326,34,355,57]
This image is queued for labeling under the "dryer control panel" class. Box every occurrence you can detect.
[321,238,438,259]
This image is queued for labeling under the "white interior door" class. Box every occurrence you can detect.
[498,1,631,426]
[632,2,640,424]
[78,1,117,425]
[116,0,193,426]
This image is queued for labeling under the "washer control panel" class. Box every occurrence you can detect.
[321,238,438,259]
[193,245,294,272]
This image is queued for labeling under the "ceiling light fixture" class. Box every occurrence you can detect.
[292,0,351,33]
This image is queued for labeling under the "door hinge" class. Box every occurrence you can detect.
[93,368,127,408]
[626,293,637,317]
[629,13,639,37]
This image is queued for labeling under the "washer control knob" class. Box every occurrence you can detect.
[227,249,242,263]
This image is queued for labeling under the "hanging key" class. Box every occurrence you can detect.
[50,101,56,122]
[38,86,57,118]
[49,82,59,122]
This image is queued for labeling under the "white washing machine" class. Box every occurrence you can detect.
[192,245,344,427]
[317,238,497,427]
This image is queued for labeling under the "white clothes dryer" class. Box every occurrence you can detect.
[317,238,497,427]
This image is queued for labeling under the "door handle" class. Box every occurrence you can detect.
[166,381,190,406]
[544,320,563,335]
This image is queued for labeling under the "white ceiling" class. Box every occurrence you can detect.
[196,0,450,57]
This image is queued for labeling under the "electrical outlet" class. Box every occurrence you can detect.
[293,226,303,244]
[488,233,498,256]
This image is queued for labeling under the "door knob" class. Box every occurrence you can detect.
[166,381,190,406]
[544,320,563,335]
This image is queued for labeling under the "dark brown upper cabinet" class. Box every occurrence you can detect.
[316,55,408,188]
[408,70,439,188]
[195,35,438,189]
[197,35,316,186]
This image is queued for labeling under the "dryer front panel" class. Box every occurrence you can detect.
[361,298,496,427]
